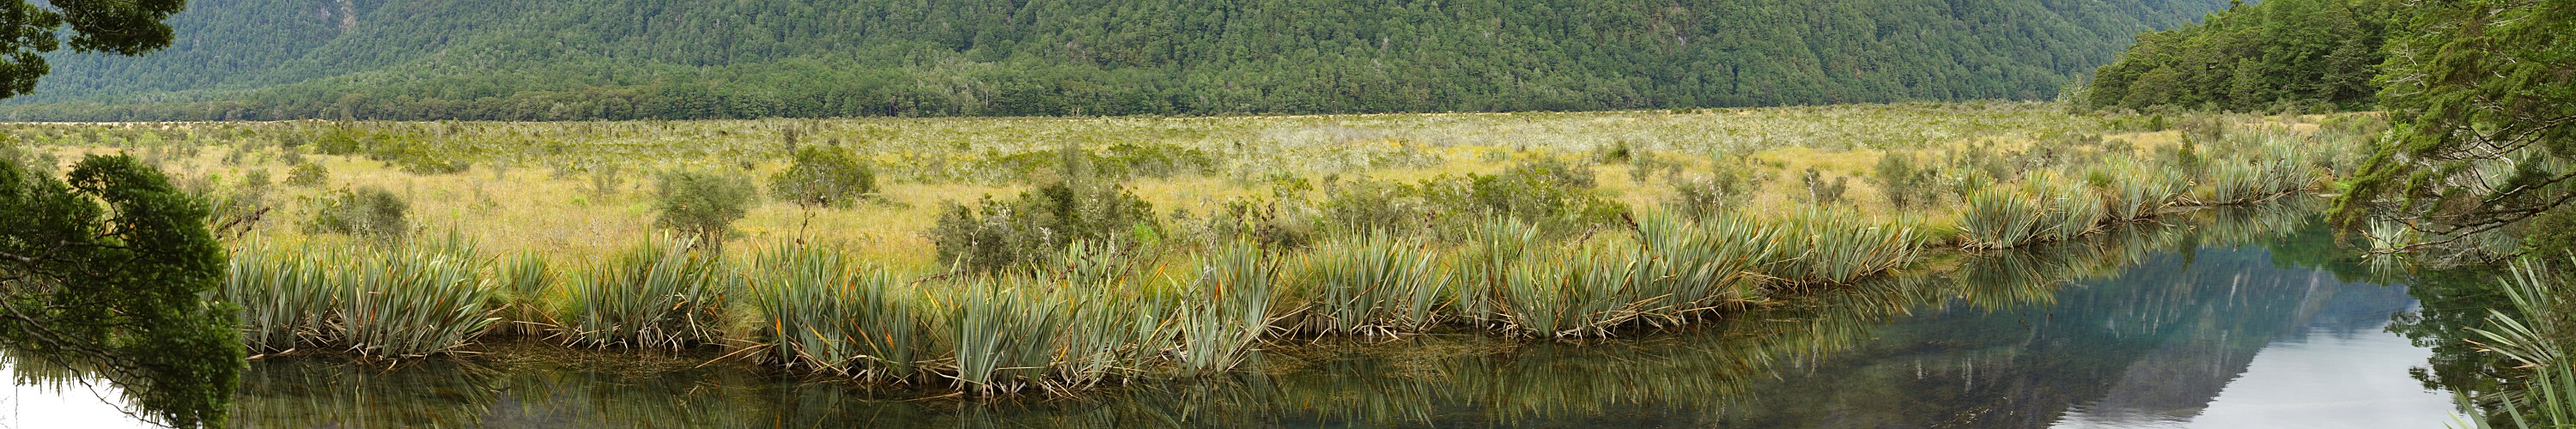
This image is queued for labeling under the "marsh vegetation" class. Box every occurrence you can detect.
[5,102,2374,397]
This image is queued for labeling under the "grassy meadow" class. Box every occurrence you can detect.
[1,101,2379,395]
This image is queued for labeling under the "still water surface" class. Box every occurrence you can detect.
[3,214,2469,427]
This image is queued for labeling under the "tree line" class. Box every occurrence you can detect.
[1,0,2228,121]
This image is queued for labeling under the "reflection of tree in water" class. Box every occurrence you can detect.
[213,202,2416,427]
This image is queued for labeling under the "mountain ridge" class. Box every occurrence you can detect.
[5,0,2231,120]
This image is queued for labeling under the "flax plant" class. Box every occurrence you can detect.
[1287,234,1448,335]
[559,238,732,349]
[1770,207,1920,284]
[1172,243,1278,375]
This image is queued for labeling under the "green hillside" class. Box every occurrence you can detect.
[3,0,2229,121]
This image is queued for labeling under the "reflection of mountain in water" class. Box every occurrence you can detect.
[1703,245,2419,428]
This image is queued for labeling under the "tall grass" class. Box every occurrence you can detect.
[1959,178,2109,250]
[1286,234,1448,335]
[338,240,498,358]
[2093,160,2184,221]
[1770,207,1920,284]
[223,239,499,357]
[558,238,732,349]
[746,244,924,381]
[493,253,554,335]
[2455,258,2576,428]
[1630,213,1773,323]
[1498,242,1641,337]
[1172,243,1277,375]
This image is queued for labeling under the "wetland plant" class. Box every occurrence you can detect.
[559,239,732,350]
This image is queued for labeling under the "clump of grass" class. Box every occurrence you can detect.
[746,244,925,381]
[226,243,339,352]
[493,253,555,335]
[1629,212,1775,323]
[947,275,1072,396]
[1446,218,1540,325]
[224,239,500,358]
[2091,159,2184,221]
[1171,243,1277,375]
[1498,241,1641,337]
[1769,207,1919,284]
[558,238,732,350]
[1959,177,2110,250]
[338,239,499,358]
[1286,233,1448,335]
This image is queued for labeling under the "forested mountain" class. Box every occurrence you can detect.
[2079,0,2395,112]
[3,0,2230,121]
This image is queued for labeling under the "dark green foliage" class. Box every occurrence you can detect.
[2524,208,2576,261]
[769,145,877,208]
[0,154,243,427]
[932,145,1165,271]
[0,0,185,99]
[2333,0,2576,253]
[929,178,1157,272]
[1425,158,1629,234]
[2081,0,2394,112]
[284,161,327,187]
[3,0,2229,120]
[302,186,410,244]
[653,171,758,251]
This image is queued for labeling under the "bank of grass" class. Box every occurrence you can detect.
[13,103,2375,394]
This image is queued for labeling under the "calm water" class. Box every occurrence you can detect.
[2,210,2472,427]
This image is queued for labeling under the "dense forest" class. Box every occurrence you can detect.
[0,0,2229,121]
[2079,0,2395,112]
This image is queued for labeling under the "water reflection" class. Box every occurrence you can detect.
[6,202,2475,427]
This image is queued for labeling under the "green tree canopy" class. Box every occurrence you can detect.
[2080,0,2396,112]
[0,154,242,427]
[0,0,186,98]
[2332,0,2576,257]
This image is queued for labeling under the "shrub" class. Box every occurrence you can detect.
[1668,157,1767,220]
[1869,152,1941,209]
[928,166,1157,271]
[769,145,878,208]
[1422,157,1627,234]
[1800,166,1850,205]
[284,162,328,187]
[586,163,624,196]
[302,186,409,244]
[2524,207,2576,260]
[653,170,758,251]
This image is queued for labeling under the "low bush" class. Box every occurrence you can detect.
[301,186,409,244]
[283,161,327,187]
[769,145,877,208]
[1668,156,1767,220]
[653,170,758,251]
[1800,166,1850,205]
[928,175,1157,272]
[1869,152,1941,209]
